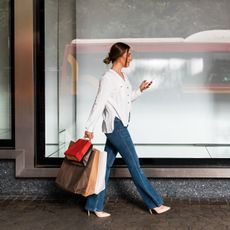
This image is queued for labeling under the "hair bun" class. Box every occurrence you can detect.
[103,56,111,65]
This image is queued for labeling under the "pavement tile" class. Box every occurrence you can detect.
[0,198,230,230]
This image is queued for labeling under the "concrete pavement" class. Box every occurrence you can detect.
[1,196,230,230]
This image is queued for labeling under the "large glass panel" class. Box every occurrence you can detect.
[43,0,230,160]
[44,0,76,157]
[0,0,12,141]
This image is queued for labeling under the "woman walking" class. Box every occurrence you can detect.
[84,42,170,218]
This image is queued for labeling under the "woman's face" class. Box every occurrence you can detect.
[120,49,132,67]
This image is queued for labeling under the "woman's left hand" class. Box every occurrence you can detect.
[139,80,152,92]
[84,131,94,141]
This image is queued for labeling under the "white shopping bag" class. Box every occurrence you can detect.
[94,151,107,194]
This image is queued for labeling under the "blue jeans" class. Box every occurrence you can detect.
[85,117,163,211]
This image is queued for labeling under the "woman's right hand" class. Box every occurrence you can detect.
[139,80,152,92]
[84,131,94,141]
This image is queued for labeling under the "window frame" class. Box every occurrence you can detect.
[35,0,230,169]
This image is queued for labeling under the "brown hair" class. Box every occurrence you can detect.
[103,42,130,65]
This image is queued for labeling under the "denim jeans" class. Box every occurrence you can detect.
[85,117,163,211]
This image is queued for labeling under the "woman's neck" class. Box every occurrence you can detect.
[112,63,125,79]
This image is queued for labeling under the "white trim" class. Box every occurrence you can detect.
[72,30,230,44]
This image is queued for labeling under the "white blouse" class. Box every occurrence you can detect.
[85,69,142,133]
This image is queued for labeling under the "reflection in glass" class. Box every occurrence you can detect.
[45,39,230,158]
[43,1,230,159]
[74,49,230,146]
[44,0,76,157]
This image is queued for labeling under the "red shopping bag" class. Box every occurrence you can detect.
[64,139,92,162]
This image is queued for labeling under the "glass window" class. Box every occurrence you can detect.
[43,0,76,158]
[37,0,230,165]
[0,0,13,145]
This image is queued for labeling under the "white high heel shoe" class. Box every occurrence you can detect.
[149,205,171,215]
[87,210,111,218]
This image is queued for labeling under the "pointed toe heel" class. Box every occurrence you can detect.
[94,211,111,218]
[87,210,111,218]
[149,205,171,215]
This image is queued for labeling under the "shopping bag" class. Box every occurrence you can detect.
[94,151,107,194]
[55,148,100,197]
[66,141,93,166]
[64,138,92,162]
[82,148,92,166]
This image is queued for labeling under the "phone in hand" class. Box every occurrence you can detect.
[147,81,153,87]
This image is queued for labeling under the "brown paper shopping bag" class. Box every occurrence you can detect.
[55,149,100,197]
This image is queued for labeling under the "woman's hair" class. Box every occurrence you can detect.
[103,42,130,65]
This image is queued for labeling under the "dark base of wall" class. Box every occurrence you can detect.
[1,160,230,201]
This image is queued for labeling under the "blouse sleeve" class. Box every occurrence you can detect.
[85,75,112,132]
[125,74,142,102]
[131,88,142,102]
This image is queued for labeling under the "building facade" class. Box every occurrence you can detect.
[1,0,230,198]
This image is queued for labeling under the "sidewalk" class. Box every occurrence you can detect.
[1,196,230,230]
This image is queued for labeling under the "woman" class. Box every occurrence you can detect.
[84,42,170,218]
